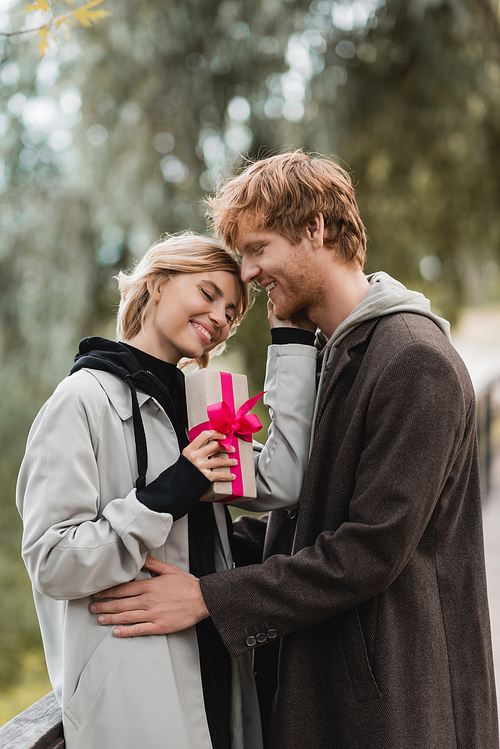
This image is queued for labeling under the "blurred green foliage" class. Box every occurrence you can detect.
[1,0,500,721]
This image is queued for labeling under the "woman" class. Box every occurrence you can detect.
[16,233,317,749]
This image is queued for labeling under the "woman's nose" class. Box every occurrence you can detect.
[209,304,227,328]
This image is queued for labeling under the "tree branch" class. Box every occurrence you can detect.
[0,24,52,37]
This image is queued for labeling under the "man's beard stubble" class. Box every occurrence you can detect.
[272,274,326,324]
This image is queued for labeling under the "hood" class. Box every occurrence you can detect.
[72,336,144,380]
[311,273,452,430]
[322,271,451,370]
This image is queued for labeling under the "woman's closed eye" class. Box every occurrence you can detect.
[199,286,214,302]
[199,285,234,326]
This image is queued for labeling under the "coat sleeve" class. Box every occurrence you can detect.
[16,375,174,601]
[230,343,318,512]
[200,341,472,657]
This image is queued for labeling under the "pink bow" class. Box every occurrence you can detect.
[206,392,264,451]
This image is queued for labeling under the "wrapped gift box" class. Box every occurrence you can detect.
[185,369,262,503]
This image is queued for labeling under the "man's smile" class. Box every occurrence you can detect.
[264,281,278,293]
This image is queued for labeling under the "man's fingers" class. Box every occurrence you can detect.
[113,623,158,638]
[94,560,182,602]
[142,557,193,578]
[91,564,207,635]
[142,556,176,574]
[91,595,147,614]
[94,579,149,599]
[96,608,148,626]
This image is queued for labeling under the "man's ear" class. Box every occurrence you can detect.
[305,213,325,250]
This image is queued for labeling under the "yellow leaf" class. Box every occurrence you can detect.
[35,25,51,56]
[75,0,106,8]
[23,0,51,14]
[54,13,74,37]
[72,0,110,27]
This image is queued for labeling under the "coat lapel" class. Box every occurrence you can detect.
[314,319,380,434]
[84,368,152,420]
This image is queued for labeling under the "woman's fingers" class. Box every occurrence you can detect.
[189,430,226,448]
[203,455,237,469]
[197,440,230,458]
[199,467,236,482]
[198,455,237,481]
[181,430,240,482]
[204,471,235,482]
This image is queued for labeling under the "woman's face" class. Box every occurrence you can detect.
[139,270,241,364]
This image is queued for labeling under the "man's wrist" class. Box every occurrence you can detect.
[194,580,210,622]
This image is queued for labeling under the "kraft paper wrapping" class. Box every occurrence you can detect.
[185,369,258,503]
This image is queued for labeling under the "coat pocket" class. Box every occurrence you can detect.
[340,607,382,702]
[64,628,133,730]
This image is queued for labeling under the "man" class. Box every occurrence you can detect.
[91,151,498,748]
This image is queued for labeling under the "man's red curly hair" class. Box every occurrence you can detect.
[206,150,367,268]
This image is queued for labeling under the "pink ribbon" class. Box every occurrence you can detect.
[189,372,264,500]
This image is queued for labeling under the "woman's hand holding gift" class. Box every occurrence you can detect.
[182,429,237,483]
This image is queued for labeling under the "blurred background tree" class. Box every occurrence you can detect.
[1,0,499,721]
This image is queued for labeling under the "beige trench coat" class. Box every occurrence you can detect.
[16,343,317,749]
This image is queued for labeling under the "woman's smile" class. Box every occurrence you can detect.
[190,320,215,343]
[130,270,240,364]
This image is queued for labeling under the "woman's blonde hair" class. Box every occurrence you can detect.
[116,232,249,369]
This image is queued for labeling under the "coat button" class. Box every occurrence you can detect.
[245,635,257,647]
[266,629,278,640]
[254,670,265,686]
[256,632,267,643]
[286,509,297,519]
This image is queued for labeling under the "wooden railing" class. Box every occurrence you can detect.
[0,692,63,748]
[2,376,500,747]
[477,377,500,500]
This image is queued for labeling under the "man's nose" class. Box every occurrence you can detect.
[241,256,259,284]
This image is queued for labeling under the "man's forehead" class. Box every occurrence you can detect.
[236,228,278,251]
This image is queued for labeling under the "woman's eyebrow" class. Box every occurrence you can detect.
[201,280,236,309]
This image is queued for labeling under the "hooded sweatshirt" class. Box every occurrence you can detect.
[313,272,452,432]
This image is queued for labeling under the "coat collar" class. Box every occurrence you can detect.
[85,368,154,421]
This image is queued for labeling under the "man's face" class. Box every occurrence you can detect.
[237,228,325,322]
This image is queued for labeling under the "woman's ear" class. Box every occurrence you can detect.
[147,275,167,301]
